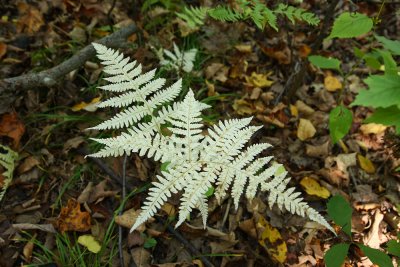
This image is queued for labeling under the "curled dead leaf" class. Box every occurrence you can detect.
[56,199,91,233]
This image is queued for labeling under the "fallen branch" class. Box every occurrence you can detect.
[0,23,137,99]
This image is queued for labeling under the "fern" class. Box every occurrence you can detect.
[176,1,319,31]
[0,145,18,202]
[159,43,197,73]
[88,44,334,234]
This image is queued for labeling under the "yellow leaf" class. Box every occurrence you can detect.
[245,72,274,88]
[232,99,254,115]
[357,154,375,174]
[300,177,330,199]
[257,216,287,263]
[297,118,316,141]
[324,75,342,92]
[72,97,101,112]
[78,235,101,253]
[290,104,298,117]
[359,123,387,135]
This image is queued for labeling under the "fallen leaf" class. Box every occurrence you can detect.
[0,112,26,148]
[77,180,118,204]
[16,2,44,34]
[115,209,145,232]
[78,235,101,253]
[290,104,298,117]
[0,43,7,59]
[17,156,40,174]
[233,99,254,115]
[205,63,228,83]
[23,233,36,262]
[324,74,342,92]
[63,136,85,153]
[300,177,330,199]
[56,199,91,233]
[298,44,312,58]
[71,96,101,112]
[305,141,330,158]
[359,123,387,135]
[297,118,316,141]
[235,44,252,53]
[257,215,287,263]
[357,154,376,174]
[130,247,151,267]
[245,72,274,88]
[12,223,56,233]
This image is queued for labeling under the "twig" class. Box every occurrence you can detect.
[1,24,137,94]
[119,154,128,267]
[107,0,118,33]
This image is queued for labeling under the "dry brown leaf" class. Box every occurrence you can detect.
[298,44,311,58]
[205,63,228,82]
[56,199,91,233]
[17,156,40,174]
[0,43,7,60]
[23,233,36,263]
[0,112,26,148]
[297,118,316,141]
[305,141,330,158]
[77,180,118,204]
[295,100,315,116]
[115,209,145,232]
[130,247,151,267]
[16,2,44,34]
[71,96,101,112]
[234,44,252,53]
[324,75,342,92]
[63,136,85,153]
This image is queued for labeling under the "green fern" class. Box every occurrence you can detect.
[275,4,320,26]
[208,6,244,22]
[176,6,209,28]
[175,1,319,32]
[0,145,18,202]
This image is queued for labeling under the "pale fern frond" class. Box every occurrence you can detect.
[159,43,198,73]
[0,145,18,202]
[88,45,334,235]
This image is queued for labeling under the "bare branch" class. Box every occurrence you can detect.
[0,24,138,97]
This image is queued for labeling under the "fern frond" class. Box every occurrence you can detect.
[0,145,18,202]
[88,45,334,235]
[208,6,244,22]
[274,4,320,26]
[159,43,197,73]
[176,6,209,29]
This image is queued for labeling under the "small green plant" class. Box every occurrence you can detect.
[176,1,319,31]
[325,195,395,267]
[309,10,400,144]
[0,144,18,202]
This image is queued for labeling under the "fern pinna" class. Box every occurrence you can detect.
[88,43,334,233]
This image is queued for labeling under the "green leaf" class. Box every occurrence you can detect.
[324,243,350,267]
[328,12,373,39]
[329,106,353,144]
[205,186,215,197]
[308,55,341,71]
[387,240,400,257]
[352,75,400,108]
[375,35,400,55]
[143,237,157,248]
[378,50,398,75]
[365,106,400,134]
[327,195,352,236]
[358,244,394,267]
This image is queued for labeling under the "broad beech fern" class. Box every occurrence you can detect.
[88,43,334,233]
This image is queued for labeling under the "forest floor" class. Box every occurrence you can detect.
[0,0,399,266]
